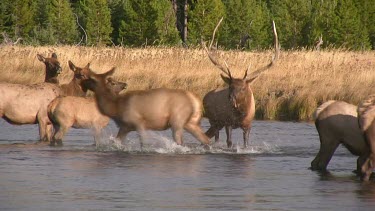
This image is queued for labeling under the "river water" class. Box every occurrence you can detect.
[1,118,374,210]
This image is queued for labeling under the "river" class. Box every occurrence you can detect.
[1,119,374,210]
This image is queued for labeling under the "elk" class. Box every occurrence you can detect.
[202,19,280,148]
[357,95,375,181]
[47,77,127,146]
[311,101,369,175]
[59,61,92,96]
[0,53,62,142]
[37,53,62,84]
[85,68,210,149]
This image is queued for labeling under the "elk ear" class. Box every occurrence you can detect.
[220,74,231,85]
[37,54,45,62]
[52,53,57,59]
[246,76,258,85]
[103,67,116,79]
[68,60,76,72]
[85,63,90,69]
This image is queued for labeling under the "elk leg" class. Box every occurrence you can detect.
[356,153,369,175]
[362,129,375,181]
[214,130,220,142]
[185,123,210,145]
[37,117,48,142]
[93,127,102,146]
[205,126,218,139]
[243,127,250,148]
[53,124,69,146]
[116,127,130,143]
[311,138,340,171]
[225,126,233,148]
[172,127,184,145]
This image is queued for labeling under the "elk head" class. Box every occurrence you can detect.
[68,61,91,92]
[203,18,280,110]
[85,67,116,94]
[106,77,128,94]
[37,53,62,83]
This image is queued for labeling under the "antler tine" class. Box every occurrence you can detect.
[209,17,224,50]
[247,20,280,80]
[243,63,251,79]
[202,17,232,78]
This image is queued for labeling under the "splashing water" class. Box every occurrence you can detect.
[94,130,280,155]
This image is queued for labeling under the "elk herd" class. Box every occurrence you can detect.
[0,20,374,181]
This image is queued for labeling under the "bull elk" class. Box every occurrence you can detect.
[357,95,375,181]
[48,77,127,146]
[202,19,280,148]
[0,53,63,142]
[85,68,210,149]
[311,101,369,175]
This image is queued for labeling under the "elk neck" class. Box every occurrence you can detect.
[93,85,119,118]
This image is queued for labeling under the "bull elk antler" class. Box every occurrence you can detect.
[202,17,232,79]
[202,18,280,81]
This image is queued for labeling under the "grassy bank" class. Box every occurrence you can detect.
[1,45,374,121]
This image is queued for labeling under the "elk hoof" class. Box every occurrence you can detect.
[56,140,63,146]
[227,142,232,148]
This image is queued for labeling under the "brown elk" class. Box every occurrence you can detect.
[357,95,375,181]
[0,53,63,142]
[37,53,62,84]
[47,77,127,146]
[59,61,92,96]
[203,19,280,148]
[311,101,369,175]
[85,68,210,149]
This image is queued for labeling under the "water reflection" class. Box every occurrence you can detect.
[2,119,375,210]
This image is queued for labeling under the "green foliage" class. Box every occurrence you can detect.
[0,0,372,49]
[118,0,179,46]
[188,0,225,45]
[11,0,37,40]
[269,0,311,49]
[221,0,271,50]
[331,0,370,50]
[79,0,113,46]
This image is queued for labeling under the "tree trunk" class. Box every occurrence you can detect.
[183,0,188,44]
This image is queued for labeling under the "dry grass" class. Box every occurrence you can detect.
[1,45,374,121]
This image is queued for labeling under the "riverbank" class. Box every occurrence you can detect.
[1,46,374,120]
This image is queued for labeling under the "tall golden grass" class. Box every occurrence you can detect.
[0,45,374,121]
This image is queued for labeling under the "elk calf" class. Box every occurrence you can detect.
[48,78,127,146]
[203,19,279,148]
[311,101,369,174]
[85,68,210,149]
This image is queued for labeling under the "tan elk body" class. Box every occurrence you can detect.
[0,53,62,142]
[0,57,93,143]
[47,78,127,145]
[357,95,375,181]
[311,100,369,174]
[203,19,279,148]
[85,68,210,149]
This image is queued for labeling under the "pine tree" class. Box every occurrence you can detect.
[78,0,113,46]
[0,0,12,40]
[331,0,370,50]
[355,0,375,49]
[269,0,311,49]
[188,0,225,45]
[118,0,179,46]
[151,0,180,45]
[221,0,270,50]
[11,0,37,41]
[118,0,157,46]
